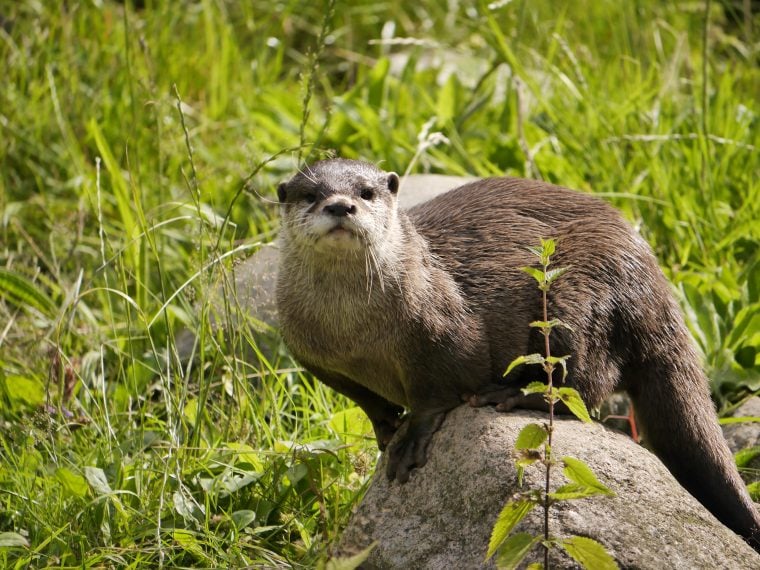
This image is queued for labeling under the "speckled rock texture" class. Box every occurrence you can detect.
[336,405,760,569]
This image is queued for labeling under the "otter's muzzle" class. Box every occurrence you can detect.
[322,198,357,218]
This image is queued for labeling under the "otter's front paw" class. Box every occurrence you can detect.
[463,383,530,412]
[386,412,446,483]
[371,416,404,452]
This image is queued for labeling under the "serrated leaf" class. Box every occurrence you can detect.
[0,532,29,548]
[504,354,545,377]
[540,238,556,257]
[55,467,88,498]
[322,542,377,570]
[84,466,112,496]
[487,500,536,559]
[493,532,540,570]
[560,536,618,570]
[526,245,544,258]
[558,388,592,423]
[521,266,546,284]
[515,423,548,450]
[545,267,568,285]
[562,457,615,496]
[549,483,609,500]
[529,319,566,330]
[522,381,548,395]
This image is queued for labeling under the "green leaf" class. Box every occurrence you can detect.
[560,536,618,570]
[747,481,760,501]
[504,354,545,376]
[515,424,548,450]
[735,446,760,468]
[561,457,615,496]
[526,245,544,258]
[329,406,373,445]
[521,266,546,284]
[231,510,256,531]
[487,499,537,559]
[0,532,29,548]
[183,397,199,425]
[173,529,208,562]
[545,267,568,285]
[2,375,46,408]
[558,388,592,423]
[522,381,548,395]
[529,319,570,331]
[225,442,265,471]
[494,532,540,570]
[0,269,57,317]
[84,466,112,496]
[549,483,611,500]
[55,467,88,498]
[540,238,556,257]
[719,416,760,425]
[322,542,377,570]
[436,74,459,124]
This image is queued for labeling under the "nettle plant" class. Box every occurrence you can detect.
[486,239,618,570]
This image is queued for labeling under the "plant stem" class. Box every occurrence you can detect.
[543,267,554,568]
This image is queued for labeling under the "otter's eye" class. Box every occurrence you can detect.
[360,188,374,201]
[304,193,317,204]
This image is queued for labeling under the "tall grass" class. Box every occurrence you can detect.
[0,1,758,566]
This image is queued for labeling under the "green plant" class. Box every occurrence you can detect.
[486,239,617,570]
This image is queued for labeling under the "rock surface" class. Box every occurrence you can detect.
[723,397,760,484]
[723,397,760,453]
[336,405,759,569]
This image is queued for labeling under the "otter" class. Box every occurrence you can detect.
[275,158,760,551]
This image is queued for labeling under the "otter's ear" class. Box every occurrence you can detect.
[277,182,288,203]
[387,173,399,195]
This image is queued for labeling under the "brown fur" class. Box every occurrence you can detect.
[276,159,760,551]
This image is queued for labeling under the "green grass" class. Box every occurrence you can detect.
[1,0,758,566]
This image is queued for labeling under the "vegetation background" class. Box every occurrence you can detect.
[1,0,758,567]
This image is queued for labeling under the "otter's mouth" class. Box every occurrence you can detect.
[327,225,355,237]
[313,222,365,251]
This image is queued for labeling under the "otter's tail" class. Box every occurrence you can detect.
[627,336,760,552]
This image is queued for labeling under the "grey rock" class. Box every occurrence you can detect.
[336,405,759,569]
[723,397,760,453]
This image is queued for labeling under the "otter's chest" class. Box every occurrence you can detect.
[279,288,410,406]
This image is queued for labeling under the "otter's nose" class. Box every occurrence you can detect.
[323,201,357,217]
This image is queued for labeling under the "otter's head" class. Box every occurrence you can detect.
[277,159,400,256]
